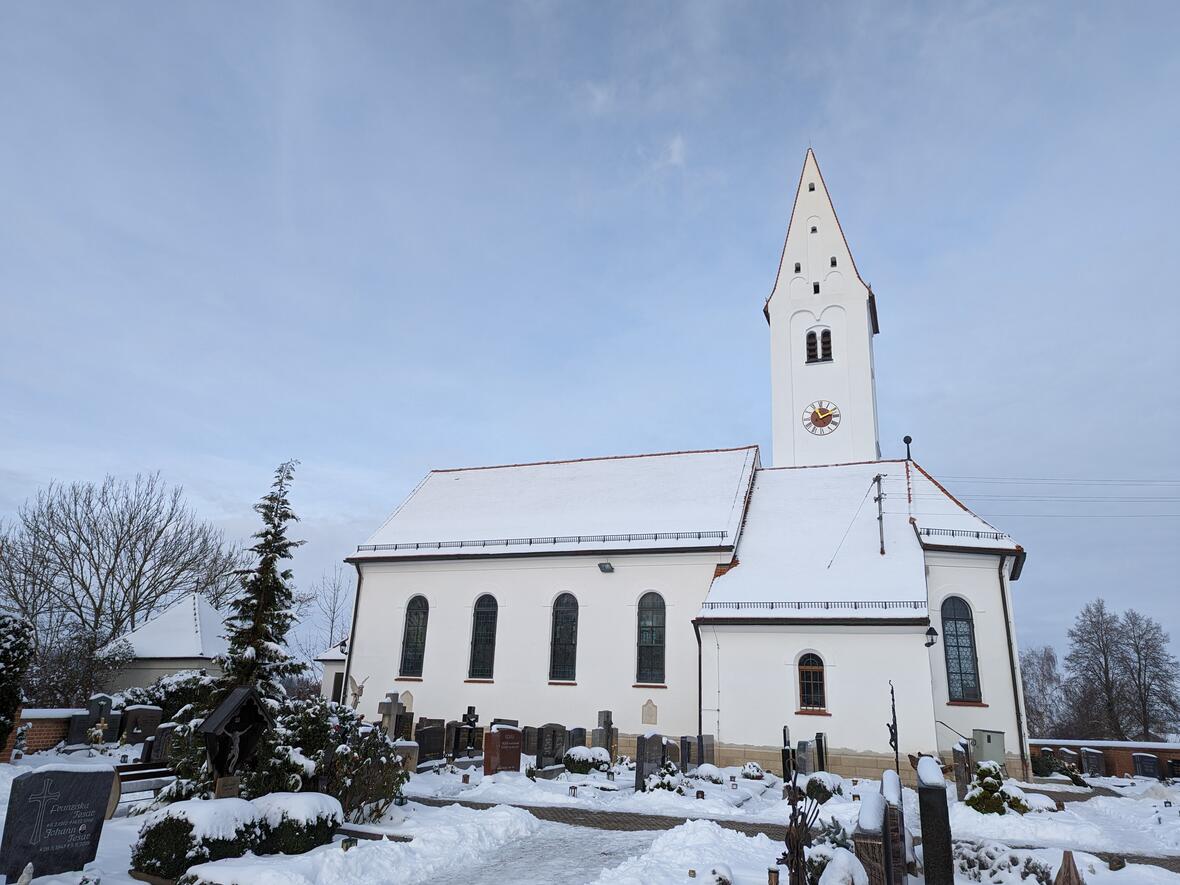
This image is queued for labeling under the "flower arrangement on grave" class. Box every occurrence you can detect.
[693,763,724,784]
[740,760,765,780]
[963,761,1031,815]
[87,719,107,754]
[642,759,685,793]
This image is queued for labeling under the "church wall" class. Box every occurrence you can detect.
[924,551,1028,775]
[346,551,723,735]
[698,621,939,759]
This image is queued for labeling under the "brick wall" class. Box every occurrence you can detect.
[1030,740,1180,778]
[1,709,73,763]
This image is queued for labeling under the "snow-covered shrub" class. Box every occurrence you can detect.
[121,669,218,722]
[0,615,33,751]
[132,799,266,880]
[643,760,685,793]
[952,840,1051,884]
[805,771,843,804]
[615,754,634,769]
[253,792,342,855]
[563,745,611,774]
[1029,752,1086,786]
[963,762,1030,815]
[694,763,724,784]
[740,761,765,780]
[804,820,855,883]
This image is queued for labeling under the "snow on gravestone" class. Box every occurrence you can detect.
[916,757,953,885]
[1080,747,1106,777]
[1133,752,1161,779]
[881,769,907,885]
[852,790,887,885]
[0,764,116,881]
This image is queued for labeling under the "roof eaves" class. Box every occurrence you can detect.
[430,444,761,475]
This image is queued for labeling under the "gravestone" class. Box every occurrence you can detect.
[634,732,665,791]
[399,690,414,711]
[1081,747,1106,777]
[597,710,617,759]
[568,727,587,748]
[378,692,411,741]
[679,736,694,769]
[393,740,418,771]
[415,724,445,765]
[120,705,163,745]
[697,734,716,765]
[916,763,953,885]
[883,784,907,885]
[88,695,113,727]
[641,699,657,725]
[0,765,116,881]
[853,793,887,885]
[1057,747,1079,769]
[152,722,177,763]
[197,686,272,784]
[796,740,816,776]
[522,726,539,757]
[665,738,679,766]
[952,742,973,801]
[483,725,523,775]
[444,721,460,758]
[416,716,444,734]
[462,706,479,729]
[492,718,519,728]
[1133,752,1161,779]
[538,723,567,770]
[814,732,828,772]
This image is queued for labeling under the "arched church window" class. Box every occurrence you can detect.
[399,595,429,677]
[794,262,801,274]
[636,592,666,684]
[820,329,833,361]
[798,653,826,710]
[468,594,498,679]
[941,597,982,702]
[549,593,579,681]
[806,331,819,363]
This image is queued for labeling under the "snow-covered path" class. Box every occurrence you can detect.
[460,821,659,884]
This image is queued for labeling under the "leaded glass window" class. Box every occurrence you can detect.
[399,595,429,677]
[798,652,826,709]
[636,592,665,684]
[549,593,579,681]
[942,596,981,702]
[468,594,498,679]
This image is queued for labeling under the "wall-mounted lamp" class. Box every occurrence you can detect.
[597,562,614,573]
[925,627,939,648]
[338,638,349,655]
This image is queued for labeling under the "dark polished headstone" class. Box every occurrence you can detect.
[492,718,519,728]
[522,726,539,757]
[120,705,163,745]
[814,732,827,772]
[416,725,445,764]
[1057,747,1079,769]
[952,743,973,801]
[66,713,91,746]
[597,710,616,759]
[568,727,587,748]
[0,766,115,881]
[883,791,906,885]
[679,736,694,769]
[1133,753,1161,779]
[795,740,815,776]
[917,781,952,885]
[697,734,716,766]
[483,726,522,775]
[149,723,177,763]
[538,723,567,769]
[1081,747,1106,777]
[634,732,665,791]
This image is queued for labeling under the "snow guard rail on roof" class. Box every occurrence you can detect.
[701,600,926,611]
[356,530,729,553]
[918,527,1009,541]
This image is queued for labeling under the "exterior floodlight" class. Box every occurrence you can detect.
[925,627,938,648]
[598,562,614,573]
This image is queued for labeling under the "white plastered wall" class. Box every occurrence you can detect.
[346,551,723,735]
[698,622,938,754]
[924,550,1027,767]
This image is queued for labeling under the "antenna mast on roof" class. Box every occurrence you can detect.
[874,474,886,555]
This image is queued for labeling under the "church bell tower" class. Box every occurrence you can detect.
[766,149,881,468]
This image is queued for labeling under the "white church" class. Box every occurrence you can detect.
[340,150,1030,781]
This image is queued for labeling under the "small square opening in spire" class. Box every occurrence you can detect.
[794,262,801,274]
[813,282,820,294]
[810,225,817,234]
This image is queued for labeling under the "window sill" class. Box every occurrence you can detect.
[464,678,494,684]
[633,683,667,689]
[947,700,988,707]
[395,676,423,682]
[548,681,577,686]
[795,709,831,717]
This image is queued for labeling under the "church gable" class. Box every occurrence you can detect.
[351,445,760,561]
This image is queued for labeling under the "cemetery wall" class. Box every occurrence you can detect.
[699,621,939,755]
[104,656,222,692]
[347,551,722,736]
[1029,740,1180,779]
[923,552,1026,770]
[1,708,77,762]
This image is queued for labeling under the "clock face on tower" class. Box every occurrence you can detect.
[802,400,841,436]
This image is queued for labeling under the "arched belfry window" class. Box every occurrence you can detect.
[820,329,833,361]
[798,653,826,710]
[636,592,666,684]
[468,594,498,679]
[941,597,981,702]
[549,593,579,681]
[806,331,819,363]
[399,596,429,677]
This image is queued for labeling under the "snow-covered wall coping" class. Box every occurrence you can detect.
[18,708,87,720]
[1029,738,1180,751]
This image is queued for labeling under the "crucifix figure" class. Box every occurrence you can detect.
[28,778,61,845]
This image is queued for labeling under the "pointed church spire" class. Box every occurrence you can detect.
[765,149,881,467]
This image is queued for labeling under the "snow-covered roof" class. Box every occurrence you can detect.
[317,647,346,663]
[351,446,760,560]
[117,592,229,660]
[906,462,1023,555]
[701,462,928,619]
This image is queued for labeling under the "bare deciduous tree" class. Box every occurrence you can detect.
[1020,645,1065,738]
[0,473,246,656]
[1064,599,1127,740]
[294,565,355,668]
[1117,609,1180,741]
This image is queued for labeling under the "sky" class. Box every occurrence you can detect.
[2,1,1178,660]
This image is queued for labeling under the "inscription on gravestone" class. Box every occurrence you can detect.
[1081,747,1106,777]
[1133,753,1161,780]
[538,723,567,770]
[0,766,116,881]
[483,726,522,776]
[120,705,163,745]
[641,699,657,726]
[634,732,665,792]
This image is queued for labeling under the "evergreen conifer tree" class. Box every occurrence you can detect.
[214,459,306,711]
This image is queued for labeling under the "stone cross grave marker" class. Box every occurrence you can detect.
[483,725,522,776]
[377,692,406,739]
[197,686,272,787]
[1133,752,1161,779]
[634,732,665,792]
[538,723,567,770]
[0,765,116,881]
[1081,747,1106,777]
[596,710,617,759]
[120,705,163,745]
[522,726,539,757]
